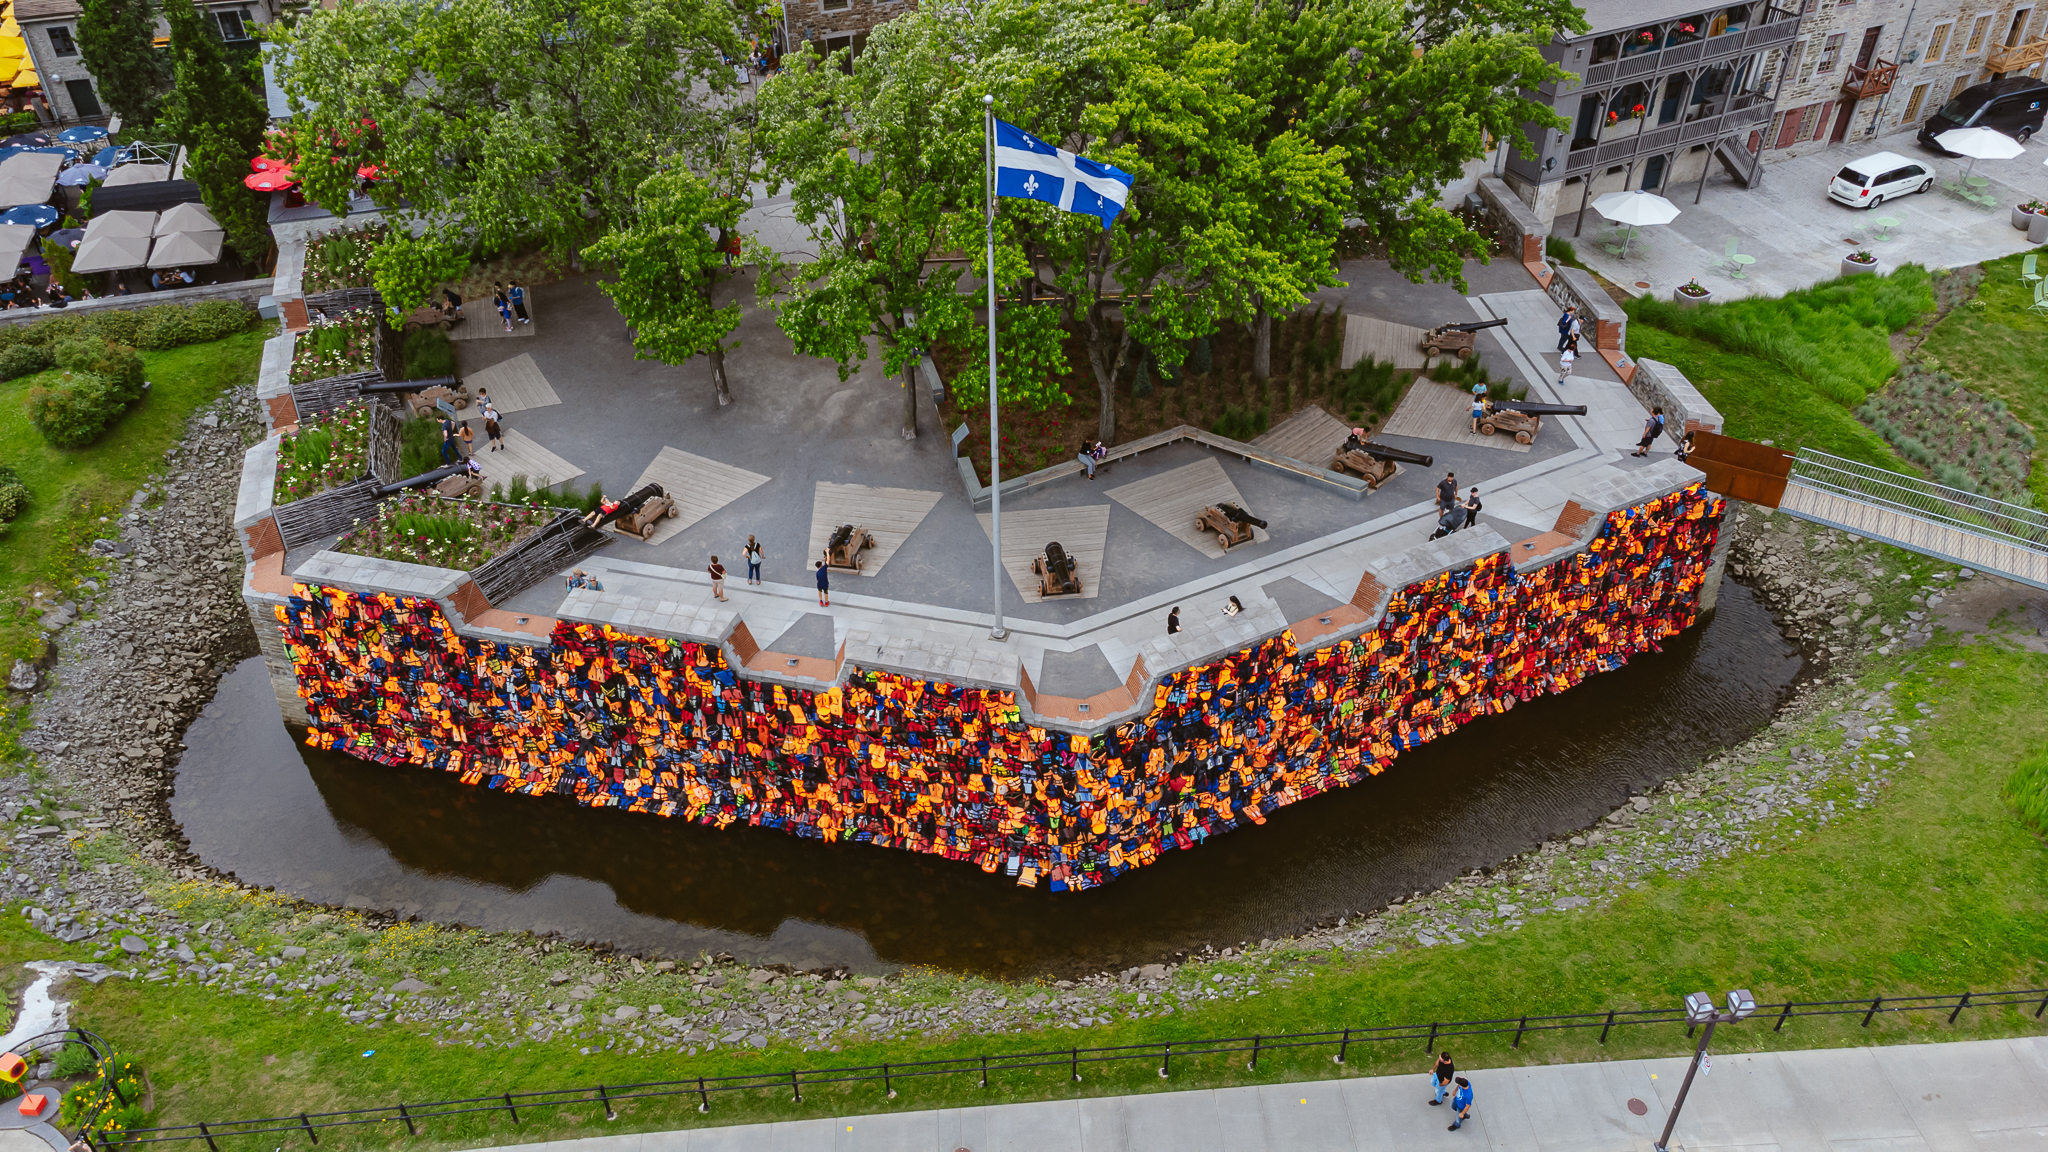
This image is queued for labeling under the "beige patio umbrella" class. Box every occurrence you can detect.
[0,149,59,207]
[102,163,170,187]
[70,230,153,273]
[81,209,156,238]
[147,228,224,268]
[0,220,33,271]
[153,201,219,235]
[1590,188,1681,257]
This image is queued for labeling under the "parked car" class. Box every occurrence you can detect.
[1827,151,1934,208]
[1918,77,2048,151]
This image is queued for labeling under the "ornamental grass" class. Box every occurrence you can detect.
[273,402,371,504]
[336,491,556,570]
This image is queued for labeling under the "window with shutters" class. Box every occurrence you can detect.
[1965,13,1993,54]
[1923,21,1952,61]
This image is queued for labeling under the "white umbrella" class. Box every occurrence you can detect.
[1936,126,2026,181]
[71,231,153,273]
[82,209,156,239]
[153,201,219,235]
[102,163,170,187]
[1590,189,1681,257]
[147,229,224,268]
[0,222,34,271]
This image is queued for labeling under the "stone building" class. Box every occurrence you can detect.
[16,0,281,122]
[1765,0,2047,159]
[1501,0,1805,235]
[781,0,916,62]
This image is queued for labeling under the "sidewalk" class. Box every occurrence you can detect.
[489,1036,2048,1151]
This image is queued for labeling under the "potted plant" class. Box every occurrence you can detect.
[1673,278,1713,308]
[2013,198,2046,231]
[1842,250,1879,277]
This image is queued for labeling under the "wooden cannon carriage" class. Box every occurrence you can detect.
[1196,502,1267,553]
[1478,399,1588,446]
[1420,317,1508,361]
[1330,437,1434,491]
[359,376,474,420]
[610,491,678,541]
[433,469,485,498]
[825,523,876,572]
[1032,540,1083,597]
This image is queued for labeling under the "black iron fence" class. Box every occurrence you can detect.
[90,986,2048,1149]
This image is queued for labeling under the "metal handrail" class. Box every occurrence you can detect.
[1788,447,2048,550]
[89,985,2048,1148]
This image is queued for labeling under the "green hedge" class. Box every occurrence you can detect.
[25,370,139,448]
[0,463,25,522]
[0,299,257,380]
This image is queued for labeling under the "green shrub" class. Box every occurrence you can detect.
[0,342,53,380]
[1186,336,1212,375]
[1626,265,1933,405]
[186,299,257,342]
[1338,355,1405,416]
[54,339,145,400]
[26,371,131,447]
[2006,749,2048,836]
[1210,404,1269,441]
[580,480,604,514]
[402,325,457,379]
[0,463,25,522]
[134,304,200,350]
[399,415,444,478]
[1545,235,1584,269]
[506,474,531,504]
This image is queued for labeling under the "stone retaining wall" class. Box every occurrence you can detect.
[0,278,271,328]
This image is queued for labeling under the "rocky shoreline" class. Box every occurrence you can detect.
[0,407,1965,1055]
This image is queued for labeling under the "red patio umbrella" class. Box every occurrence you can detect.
[244,166,296,191]
[356,164,383,180]
[250,156,288,172]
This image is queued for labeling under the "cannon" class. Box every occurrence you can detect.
[1476,398,1587,445]
[1195,502,1266,552]
[375,462,473,497]
[359,375,472,419]
[584,483,677,540]
[1420,317,1508,361]
[825,523,876,572]
[1032,540,1083,597]
[1330,437,1434,490]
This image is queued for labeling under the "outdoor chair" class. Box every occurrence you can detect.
[2031,278,2048,315]
[1721,237,1755,279]
[2020,252,2041,287]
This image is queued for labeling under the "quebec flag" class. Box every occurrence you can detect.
[993,119,1135,231]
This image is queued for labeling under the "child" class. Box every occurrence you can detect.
[1557,336,1577,386]
[815,559,831,607]
[1470,393,1486,435]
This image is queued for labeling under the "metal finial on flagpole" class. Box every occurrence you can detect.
[985,94,1006,642]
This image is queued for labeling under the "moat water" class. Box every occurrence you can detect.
[171,582,1799,978]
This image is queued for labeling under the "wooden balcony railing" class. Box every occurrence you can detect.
[1986,39,2048,73]
[1843,60,1898,100]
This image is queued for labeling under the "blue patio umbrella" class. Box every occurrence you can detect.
[91,145,134,167]
[2,132,51,148]
[48,227,83,250]
[56,164,106,187]
[55,126,108,144]
[0,204,61,229]
[24,146,79,160]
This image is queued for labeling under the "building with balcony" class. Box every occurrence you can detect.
[18,0,279,122]
[1766,0,2045,159]
[1501,1,1807,233]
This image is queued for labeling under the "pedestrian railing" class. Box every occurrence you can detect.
[1788,447,2048,552]
[85,985,2048,1149]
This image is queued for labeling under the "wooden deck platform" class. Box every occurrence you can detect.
[1379,380,1533,453]
[1341,315,1429,370]
[620,446,771,547]
[977,505,1111,601]
[475,429,584,491]
[1105,457,1254,560]
[806,482,942,578]
[465,353,560,414]
[1253,407,1352,467]
[448,297,537,341]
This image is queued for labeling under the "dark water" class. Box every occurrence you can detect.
[171,582,1799,978]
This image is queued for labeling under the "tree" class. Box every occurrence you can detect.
[754,12,976,440]
[368,232,468,322]
[77,0,168,127]
[274,0,743,261]
[583,168,747,406]
[160,0,271,264]
[184,124,271,263]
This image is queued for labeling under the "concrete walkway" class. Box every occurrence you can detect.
[487,1035,2048,1151]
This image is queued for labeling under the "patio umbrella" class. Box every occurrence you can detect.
[92,145,133,167]
[47,225,81,249]
[147,229,223,268]
[55,163,104,186]
[1936,126,2025,179]
[9,68,35,90]
[82,210,155,238]
[0,150,59,207]
[243,166,295,191]
[69,230,151,273]
[102,162,169,187]
[0,221,34,271]
[1,131,45,148]
[1589,188,1681,257]
[0,202,58,229]
[55,125,106,144]
[154,201,218,234]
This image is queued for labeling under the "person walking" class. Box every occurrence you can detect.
[1429,1051,1456,1105]
[1633,405,1666,457]
[1447,1077,1474,1131]
[483,404,504,452]
[1556,305,1577,353]
[815,560,831,607]
[438,413,458,464]
[1469,391,1486,435]
[493,285,513,332]
[1166,606,1181,635]
[508,279,530,324]
[708,555,728,601]
[1557,335,1577,386]
[1436,471,1458,514]
[456,420,475,459]
[1461,487,1482,531]
[743,535,764,584]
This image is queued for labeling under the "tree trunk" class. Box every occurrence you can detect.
[902,363,919,440]
[1250,303,1272,381]
[708,342,733,406]
[1084,317,1122,444]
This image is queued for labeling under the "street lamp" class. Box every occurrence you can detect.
[1653,989,1756,1152]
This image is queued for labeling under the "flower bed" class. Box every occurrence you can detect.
[335,491,557,570]
[291,309,381,385]
[303,222,390,292]
[275,403,372,504]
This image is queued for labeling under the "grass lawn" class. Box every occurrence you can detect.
[45,637,2047,1148]
[1625,325,1909,470]
[0,328,267,667]
[1911,251,2048,502]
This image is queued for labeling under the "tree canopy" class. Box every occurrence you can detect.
[77,0,168,127]
[160,0,270,263]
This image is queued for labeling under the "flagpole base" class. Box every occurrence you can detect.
[990,627,1008,641]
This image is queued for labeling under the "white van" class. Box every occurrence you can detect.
[1827,152,1934,209]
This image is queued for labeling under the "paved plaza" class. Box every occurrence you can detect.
[1573,127,2048,300]
[400,252,1681,715]
[482,1035,2048,1151]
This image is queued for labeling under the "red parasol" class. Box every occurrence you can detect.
[244,166,297,191]
[356,164,383,180]
[250,156,287,172]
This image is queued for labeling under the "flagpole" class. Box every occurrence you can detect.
[984,94,1006,642]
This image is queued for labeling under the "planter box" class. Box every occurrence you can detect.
[1673,286,1713,309]
[2031,211,2048,245]
[1842,256,1879,277]
[2014,205,2044,231]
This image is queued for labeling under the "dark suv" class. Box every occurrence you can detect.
[1919,77,2048,151]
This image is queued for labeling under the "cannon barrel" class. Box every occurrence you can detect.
[1431,317,1509,334]
[376,464,470,496]
[356,376,461,395]
[1359,440,1434,467]
[1498,400,1588,416]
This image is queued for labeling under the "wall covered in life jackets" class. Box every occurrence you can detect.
[279,482,1724,891]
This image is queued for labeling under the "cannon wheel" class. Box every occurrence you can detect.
[1456,347,1473,360]
[666,503,680,519]
[1217,532,1232,551]
[1422,343,1441,357]
[641,522,658,541]
[1515,430,1533,445]
[1479,421,1497,436]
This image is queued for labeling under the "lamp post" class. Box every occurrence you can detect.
[1653,988,1756,1152]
